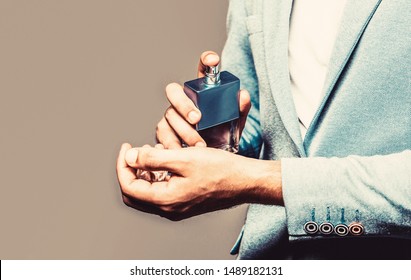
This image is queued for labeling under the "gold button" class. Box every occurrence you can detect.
[349,222,364,236]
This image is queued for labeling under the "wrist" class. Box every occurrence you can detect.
[236,158,283,206]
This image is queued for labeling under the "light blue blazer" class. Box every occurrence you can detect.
[222,0,411,259]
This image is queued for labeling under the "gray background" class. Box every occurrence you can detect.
[0,0,248,259]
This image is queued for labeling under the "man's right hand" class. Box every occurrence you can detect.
[156,51,251,149]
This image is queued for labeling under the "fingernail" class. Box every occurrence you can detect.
[125,148,138,165]
[188,110,200,123]
[195,142,206,147]
[204,53,219,65]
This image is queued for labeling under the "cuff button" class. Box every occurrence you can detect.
[349,222,364,236]
[304,221,319,235]
[335,224,349,236]
[319,222,334,235]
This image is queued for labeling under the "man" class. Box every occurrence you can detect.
[116,0,411,259]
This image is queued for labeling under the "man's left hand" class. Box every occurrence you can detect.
[116,143,283,221]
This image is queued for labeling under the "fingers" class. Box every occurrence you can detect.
[121,188,185,222]
[164,107,205,147]
[124,147,189,174]
[116,143,166,190]
[117,143,168,204]
[239,89,251,117]
[163,83,205,147]
[116,143,137,188]
[121,179,168,205]
[159,88,250,149]
[159,51,220,148]
[165,83,201,125]
[122,194,164,217]
[154,143,164,149]
[237,89,251,134]
[198,51,220,78]
[156,117,182,149]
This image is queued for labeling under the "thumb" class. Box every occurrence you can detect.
[197,51,220,78]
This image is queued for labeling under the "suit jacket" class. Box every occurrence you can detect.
[221,0,411,259]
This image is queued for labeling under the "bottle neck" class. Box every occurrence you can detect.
[204,65,221,85]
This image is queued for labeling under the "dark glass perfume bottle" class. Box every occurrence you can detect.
[184,65,240,153]
[136,65,240,182]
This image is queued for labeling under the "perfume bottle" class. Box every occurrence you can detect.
[136,65,240,182]
[184,65,240,153]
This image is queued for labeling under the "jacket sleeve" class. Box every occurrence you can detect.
[224,0,411,244]
[221,0,262,159]
[282,150,411,239]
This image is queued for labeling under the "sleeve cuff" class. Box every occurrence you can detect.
[281,151,411,240]
[281,156,368,239]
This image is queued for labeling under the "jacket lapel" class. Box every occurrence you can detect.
[304,0,383,143]
[262,0,305,155]
[261,0,383,152]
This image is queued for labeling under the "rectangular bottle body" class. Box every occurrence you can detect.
[184,71,240,153]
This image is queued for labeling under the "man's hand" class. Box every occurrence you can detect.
[116,143,283,221]
[156,51,251,149]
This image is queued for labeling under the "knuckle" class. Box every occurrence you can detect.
[155,120,161,132]
[120,186,133,199]
[164,107,175,120]
[151,192,171,207]
[152,193,187,221]
[182,133,201,146]
[138,149,160,169]
[156,119,181,149]
[155,127,160,142]
[118,182,127,194]
[157,117,167,130]
[122,195,131,207]
[156,118,168,139]
[159,207,183,222]
[159,204,174,213]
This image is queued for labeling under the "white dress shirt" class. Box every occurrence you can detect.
[289,0,348,139]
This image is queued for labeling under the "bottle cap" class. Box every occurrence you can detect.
[204,64,221,85]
